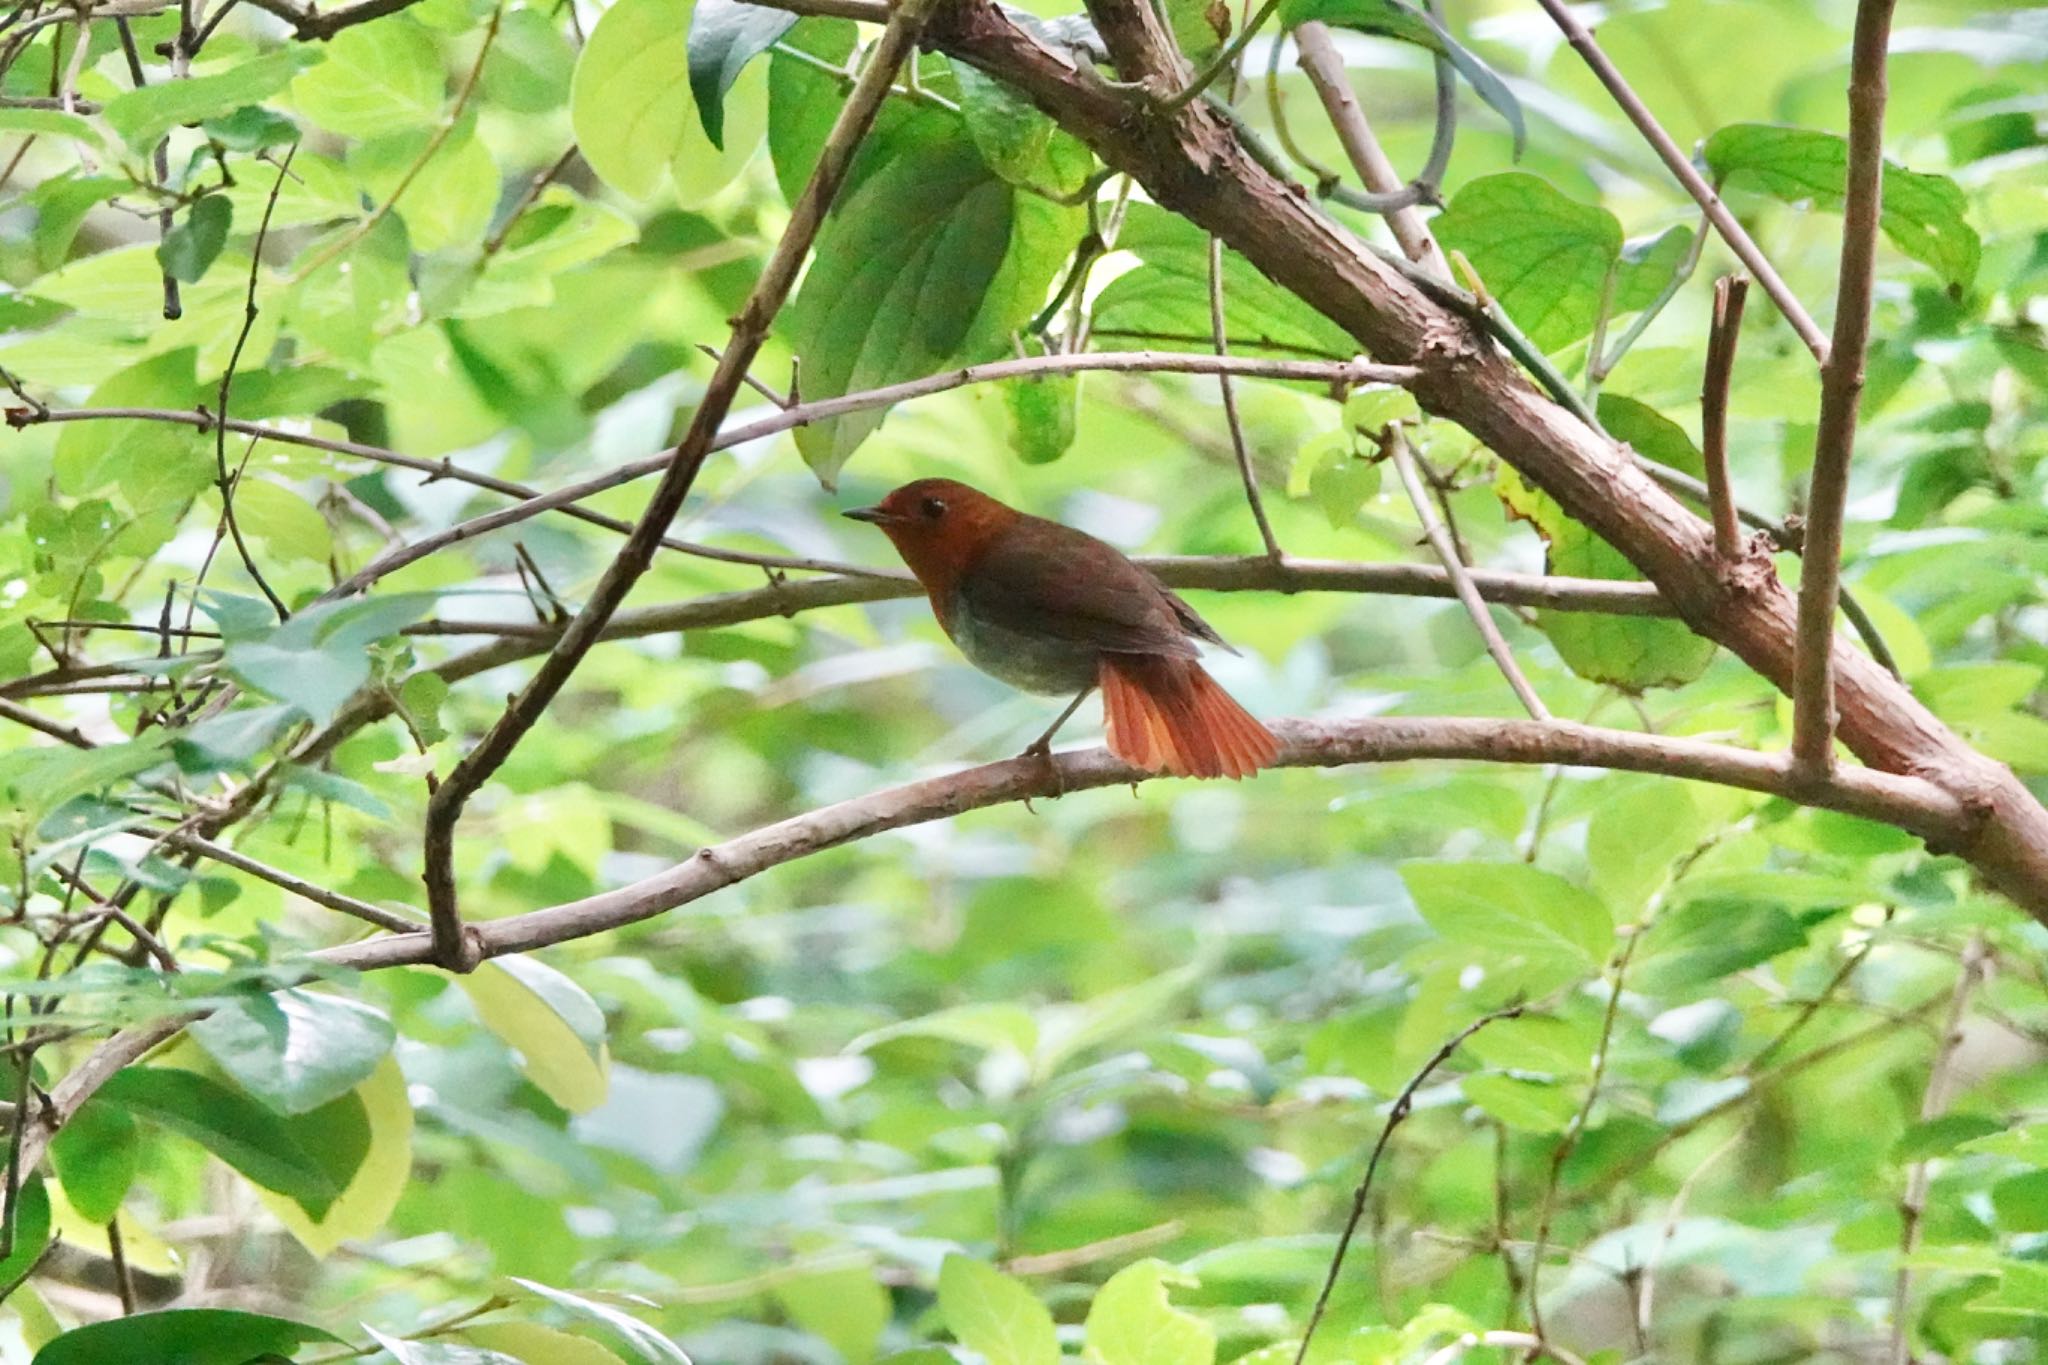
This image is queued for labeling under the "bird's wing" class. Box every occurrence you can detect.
[960,518,1203,658]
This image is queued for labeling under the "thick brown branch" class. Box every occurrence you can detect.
[1791,0,1897,779]
[924,0,2048,918]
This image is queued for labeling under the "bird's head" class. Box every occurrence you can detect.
[844,478,1018,587]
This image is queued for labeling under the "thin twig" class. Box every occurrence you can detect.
[205,145,299,623]
[1790,0,1898,781]
[1530,0,1828,361]
[418,0,946,970]
[1421,1332,1588,1365]
[1294,1005,1527,1365]
[1289,18,1452,268]
[1890,934,1988,1365]
[108,1216,137,1314]
[1208,236,1282,557]
[1388,429,1551,722]
[480,144,578,258]
[1637,1123,1745,1340]
[1700,274,1749,561]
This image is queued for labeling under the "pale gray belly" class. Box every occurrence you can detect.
[942,594,1099,696]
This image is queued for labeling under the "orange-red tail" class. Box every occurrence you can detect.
[1098,654,1280,780]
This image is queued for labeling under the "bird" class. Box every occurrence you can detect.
[844,478,1280,780]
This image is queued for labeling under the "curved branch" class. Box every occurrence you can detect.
[318,715,1968,974]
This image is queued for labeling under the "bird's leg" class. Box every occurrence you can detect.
[1020,687,1092,808]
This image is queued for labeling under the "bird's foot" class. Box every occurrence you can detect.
[1019,740,1066,811]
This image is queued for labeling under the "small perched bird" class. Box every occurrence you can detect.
[845,478,1280,779]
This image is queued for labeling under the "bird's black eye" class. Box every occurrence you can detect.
[921,496,947,520]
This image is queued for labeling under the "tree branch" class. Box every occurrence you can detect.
[1790,0,1897,781]
[1529,0,1829,361]
[1388,429,1550,720]
[417,0,944,970]
[1700,274,1749,561]
[925,0,2048,920]
[1890,934,1987,1365]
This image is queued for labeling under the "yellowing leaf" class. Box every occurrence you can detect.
[258,1055,414,1257]
[940,1256,1057,1365]
[1084,1259,1213,1365]
[462,1323,628,1365]
[461,956,610,1113]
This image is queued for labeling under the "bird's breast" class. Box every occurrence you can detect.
[938,585,1099,696]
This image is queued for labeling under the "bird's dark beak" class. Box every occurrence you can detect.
[842,504,893,525]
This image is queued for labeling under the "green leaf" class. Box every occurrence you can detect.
[202,104,303,151]
[482,7,577,114]
[1587,779,1703,914]
[368,1326,528,1365]
[0,734,172,827]
[1634,895,1807,992]
[940,1256,1058,1365]
[1002,368,1079,464]
[508,1280,693,1365]
[574,0,762,204]
[95,1066,358,1218]
[460,956,610,1113]
[0,1176,52,1286]
[231,478,333,566]
[777,1264,890,1365]
[1401,862,1612,992]
[850,1002,1039,1057]
[786,126,1083,485]
[1704,122,1980,290]
[1084,1259,1214,1365]
[0,107,105,152]
[688,0,796,150]
[190,988,397,1115]
[52,347,209,503]
[290,18,446,138]
[1277,0,1523,153]
[102,49,320,150]
[1613,225,1694,314]
[157,194,234,284]
[223,593,436,723]
[258,1055,413,1257]
[462,1324,630,1365]
[1435,172,1620,351]
[952,59,1065,190]
[48,1100,139,1224]
[31,1310,342,1365]
[1093,204,1355,359]
[1462,1072,1579,1131]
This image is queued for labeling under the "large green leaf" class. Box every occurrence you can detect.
[1434,172,1620,351]
[940,1256,1058,1365]
[94,1067,364,1218]
[786,125,1083,485]
[1401,861,1612,992]
[574,0,764,204]
[290,18,446,138]
[48,1100,139,1225]
[1084,1260,1215,1365]
[689,0,797,149]
[103,50,320,150]
[32,1310,342,1365]
[1705,122,1980,290]
[461,956,610,1113]
[190,988,397,1115]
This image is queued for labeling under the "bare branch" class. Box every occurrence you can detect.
[325,715,1968,976]
[1290,20,1450,275]
[1388,430,1551,721]
[1791,0,1898,780]
[1530,0,1829,361]
[1208,236,1284,558]
[1890,934,1988,1365]
[1295,1005,1527,1365]
[418,0,946,970]
[1700,274,1749,561]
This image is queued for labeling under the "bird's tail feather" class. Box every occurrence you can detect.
[1098,655,1279,780]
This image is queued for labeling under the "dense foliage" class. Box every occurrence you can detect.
[0,0,2046,1360]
